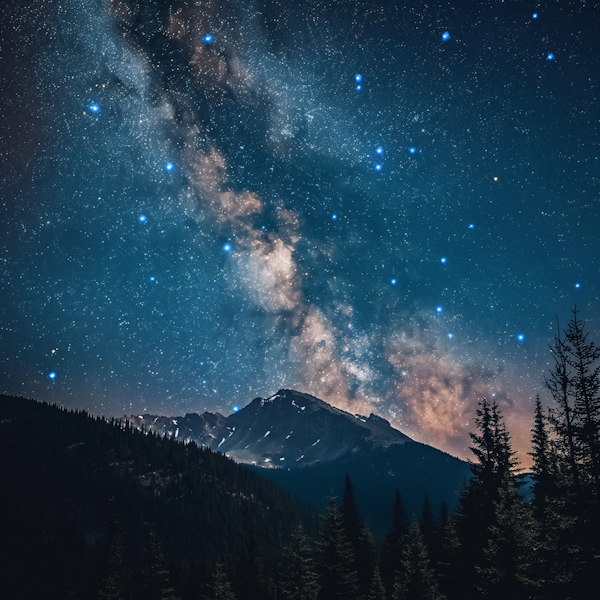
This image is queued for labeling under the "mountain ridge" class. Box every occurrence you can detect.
[125,389,413,467]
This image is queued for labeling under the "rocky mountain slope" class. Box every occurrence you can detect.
[126,389,411,466]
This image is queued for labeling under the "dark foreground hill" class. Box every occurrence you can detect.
[0,394,318,563]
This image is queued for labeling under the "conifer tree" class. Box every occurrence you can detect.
[564,307,600,498]
[381,490,408,595]
[237,522,268,600]
[207,562,237,600]
[476,473,536,600]
[419,496,436,558]
[545,323,581,493]
[529,395,555,523]
[281,524,319,600]
[455,398,520,598]
[98,501,127,600]
[138,528,179,600]
[391,520,441,600]
[341,473,377,598]
[367,565,387,600]
[316,496,359,600]
[435,502,460,599]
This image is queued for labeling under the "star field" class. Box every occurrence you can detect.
[1,0,600,464]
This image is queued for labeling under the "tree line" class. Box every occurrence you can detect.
[2,307,599,599]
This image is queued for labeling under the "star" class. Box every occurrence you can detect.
[203,34,213,43]
[448,333,453,339]
[440,257,447,264]
[468,224,475,229]
[223,243,232,252]
[356,85,362,91]
[374,163,382,171]
[150,276,156,282]
[355,74,362,82]
[532,13,538,20]
[391,278,397,285]
[409,147,416,154]
[575,283,581,289]
[165,162,175,171]
[331,214,337,220]
[139,215,147,223]
[436,306,443,313]
[442,31,450,41]
[376,146,384,155]
[88,102,100,113]
[233,405,240,413]
[49,372,57,380]
[517,334,525,342]
[547,53,555,61]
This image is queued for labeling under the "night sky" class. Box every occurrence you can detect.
[2,0,599,464]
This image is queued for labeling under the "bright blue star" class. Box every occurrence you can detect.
[375,163,382,171]
[442,31,450,41]
[436,306,443,313]
[355,74,362,82]
[150,276,156,282]
[376,146,384,155]
[468,223,475,229]
[49,372,56,380]
[409,147,416,154]
[200,361,204,365]
[440,257,447,264]
[575,283,581,289]
[233,405,240,413]
[448,333,453,339]
[202,379,207,384]
[139,215,147,223]
[517,334,525,342]
[223,243,232,252]
[356,85,362,91]
[532,13,538,19]
[391,278,397,285]
[203,34,213,43]
[89,102,100,113]
[547,53,555,61]
[332,214,337,220]
[165,162,174,171]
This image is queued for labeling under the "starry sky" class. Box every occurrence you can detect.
[2,0,599,465]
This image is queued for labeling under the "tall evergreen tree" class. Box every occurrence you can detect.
[476,473,536,600]
[98,501,127,600]
[367,565,387,600]
[280,524,319,600]
[529,395,558,527]
[138,528,179,600]
[564,307,600,498]
[545,322,581,493]
[391,520,441,600]
[341,474,377,598]
[435,502,460,600]
[455,398,520,598]
[237,522,268,600]
[381,490,408,596]
[419,496,436,558]
[207,562,237,600]
[316,497,358,600]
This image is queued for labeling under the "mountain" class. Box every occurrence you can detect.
[127,389,411,465]
[125,389,472,538]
